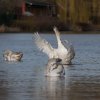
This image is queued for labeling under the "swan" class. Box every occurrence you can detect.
[34,27,75,64]
[3,50,23,61]
[45,58,65,76]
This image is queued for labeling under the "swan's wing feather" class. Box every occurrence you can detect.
[64,40,74,51]
[64,40,75,59]
[33,32,53,57]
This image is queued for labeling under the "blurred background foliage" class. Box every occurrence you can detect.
[0,0,100,32]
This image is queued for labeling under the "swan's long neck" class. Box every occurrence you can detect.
[54,28,62,47]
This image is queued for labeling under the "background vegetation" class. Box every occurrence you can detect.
[0,0,100,32]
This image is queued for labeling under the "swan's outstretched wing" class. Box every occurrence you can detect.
[53,26,62,46]
[64,40,75,59]
[33,32,54,57]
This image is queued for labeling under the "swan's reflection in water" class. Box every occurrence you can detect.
[44,77,67,100]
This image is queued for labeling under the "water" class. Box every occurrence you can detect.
[0,33,100,100]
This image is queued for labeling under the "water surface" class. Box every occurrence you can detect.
[0,33,100,100]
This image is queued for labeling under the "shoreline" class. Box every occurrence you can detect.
[0,30,100,34]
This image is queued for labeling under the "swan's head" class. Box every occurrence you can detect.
[47,58,62,71]
[13,52,23,61]
[46,58,65,77]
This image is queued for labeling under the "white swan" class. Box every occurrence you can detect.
[34,27,75,64]
[45,58,65,76]
[3,50,23,61]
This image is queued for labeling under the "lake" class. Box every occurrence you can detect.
[0,33,100,100]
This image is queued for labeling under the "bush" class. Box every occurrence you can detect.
[12,16,63,32]
[0,13,16,25]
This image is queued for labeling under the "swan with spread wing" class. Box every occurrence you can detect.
[34,27,75,64]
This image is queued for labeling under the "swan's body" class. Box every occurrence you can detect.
[34,27,75,64]
[45,58,65,76]
[3,50,23,61]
